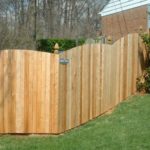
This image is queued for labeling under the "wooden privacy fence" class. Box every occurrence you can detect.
[0,33,146,134]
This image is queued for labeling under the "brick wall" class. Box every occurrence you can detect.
[101,5,148,41]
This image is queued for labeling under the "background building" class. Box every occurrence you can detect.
[99,0,150,41]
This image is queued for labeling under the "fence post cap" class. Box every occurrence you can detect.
[107,36,112,44]
[54,43,60,54]
[54,43,60,50]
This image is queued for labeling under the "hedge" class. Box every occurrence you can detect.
[36,39,85,53]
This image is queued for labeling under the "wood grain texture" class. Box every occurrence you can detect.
[58,33,144,133]
[0,51,4,133]
[15,50,25,133]
[3,50,10,133]
[0,50,59,134]
[0,33,145,134]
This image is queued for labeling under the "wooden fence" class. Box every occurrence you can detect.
[0,50,59,134]
[0,33,146,134]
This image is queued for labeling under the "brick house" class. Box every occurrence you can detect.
[99,0,150,41]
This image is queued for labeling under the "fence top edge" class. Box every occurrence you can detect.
[0,49,59,56]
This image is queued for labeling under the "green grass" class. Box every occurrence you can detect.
[0,95,150,150]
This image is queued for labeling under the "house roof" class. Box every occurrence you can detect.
[99,0,150,16]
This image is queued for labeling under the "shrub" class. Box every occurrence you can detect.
[141,33,150,67]
[137,33,150,93]
[141,34,150,52]
[36,38,85,53]
[137,67,150,93]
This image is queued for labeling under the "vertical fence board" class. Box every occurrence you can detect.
[106,45,111,110]
[120,38,124,101]
[10,51,16,133]
[15,51,25,133]
[41,53,46,133]
[94,44,101,117]
[3,50,11,133]
[101,44,105,114]
[99,45,103,115]
[101,44,107,113]
[31,52,37,133]
[24,51,29,133]
[45,53,50,133]
[81,45,90,124]
[111,42,117,107]
[0,51,4,133]
[127,34,133,97]
[36,52,41,133]
[50,54,59,134]
[66,50,72,130]
[48,54,52,133]
[89,44,94,119]
[110,44,115,108]
[71,48,81,128]
[28,51,34,133]
[123,36,128,99]
[58,51,67,132]
[76,48,82,127]
[116,40,121,104]
[71,50,76,128]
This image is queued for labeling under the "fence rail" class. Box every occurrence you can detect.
[0,33,146,134]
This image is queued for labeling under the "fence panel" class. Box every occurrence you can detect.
[0,50,59,134]
[0,33,146,134]
[58,33,145,133]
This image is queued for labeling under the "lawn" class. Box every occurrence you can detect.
[0,95,150,150]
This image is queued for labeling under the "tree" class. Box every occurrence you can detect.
[0,0,110,50]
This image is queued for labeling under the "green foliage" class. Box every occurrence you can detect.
[136,78,144,92]
[140,33,150,66]
[137,34,150,93]
[137,67,150,93]
[141,33,150,51]
[36,38,85,53]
